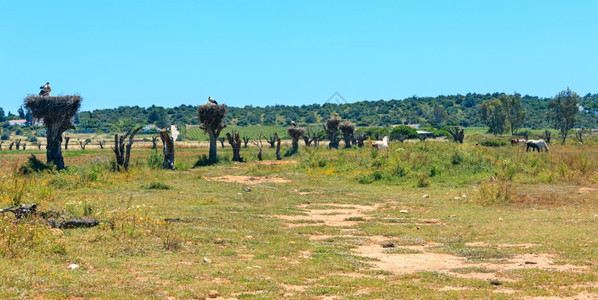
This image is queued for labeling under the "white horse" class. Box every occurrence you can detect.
[369,136,389,151]
[526,139,549,152]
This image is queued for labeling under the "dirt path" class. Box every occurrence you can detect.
[276,201,595,297]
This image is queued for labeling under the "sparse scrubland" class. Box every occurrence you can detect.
[0,136,597,299]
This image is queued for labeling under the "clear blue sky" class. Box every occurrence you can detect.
[1,1,597,114]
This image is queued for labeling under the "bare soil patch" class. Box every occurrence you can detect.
[208,175,291,185]
[275,203,380,227]
[354,237,587,278]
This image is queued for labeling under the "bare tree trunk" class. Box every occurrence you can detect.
[208,131,218,161]
[219,137,226,148]
[37,143,41,150]
[151,136,158,149]
[112,127,142,171]
[242,136,250,148]
[47,127,65,169]
[64,136,70,150]
[226,131,244,162]
[252,134,264,161]
[98,140,104,149]
[266,135,276,148]
[575,130,583,143]
[79,140,90,149]
[159,130,175,169]
[15,139,21,150]
[9,142,14,150]
[22,143,26,150]
[0,142,3,150]
[275,133,281,160]
[447,126,464,143]
[545,130,551,144]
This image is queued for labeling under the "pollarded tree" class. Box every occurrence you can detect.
[481,99,507,136]
[549,87,578,144]
[339,121,355,148]
[24,95,82,170]
[286,125,305,156]
[324,117,342,149]
[198,104,227,161]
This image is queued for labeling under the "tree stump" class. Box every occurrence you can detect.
[15,139,21,150]
[266,134,276,148]
[151,136,158,149]
[219,137,226,148]
[112,127,142,171]
[226,130,245,162]
[252,134,264,161]
[24,95,82,170]
[355,132,367,148]
[9,141,14,150]
[302,129,315,147]
[159,129,175,169]
[242,136,250,148]
[64,136,70,150]
[447,126,464,143]
[98,140,104,149]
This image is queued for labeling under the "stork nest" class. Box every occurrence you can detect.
[24,95,82,129]
[325,118,341,132]
[287,127,305,140]
[198,104,227,131]
[339,122,355,135]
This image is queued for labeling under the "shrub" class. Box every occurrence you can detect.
[479,138,507,147]
[417,173,430,187]
[1,132,9,140]
[390,126,418,142]
[147,153,162,169]
[194,154,219,167]
[144,181,172,190]
[474,181,513,205]
[18,155,54,175]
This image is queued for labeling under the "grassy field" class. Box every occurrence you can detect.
[0,138,597,299]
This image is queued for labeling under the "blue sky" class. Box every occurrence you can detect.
[1,1,597,114]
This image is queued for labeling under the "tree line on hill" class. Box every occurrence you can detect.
[1,90,596,139]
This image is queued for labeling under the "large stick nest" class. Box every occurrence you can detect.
[287,127,305,140]
[198,104,227,131]
[325,118,341,132]
[339,122,355,135]
[24,95,82,131]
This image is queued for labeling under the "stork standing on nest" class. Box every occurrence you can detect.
[39,82,51,96]
[291,121,297,127]
[208,96,218,105]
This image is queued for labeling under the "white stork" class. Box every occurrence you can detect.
[39,82,51,96]
[208,96,218,105]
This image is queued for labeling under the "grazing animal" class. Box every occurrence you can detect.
[369,136,389,151]
[39,82,51,96]
[208,96,218,105]
[511,138,519,145]
[526,139,549,152]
